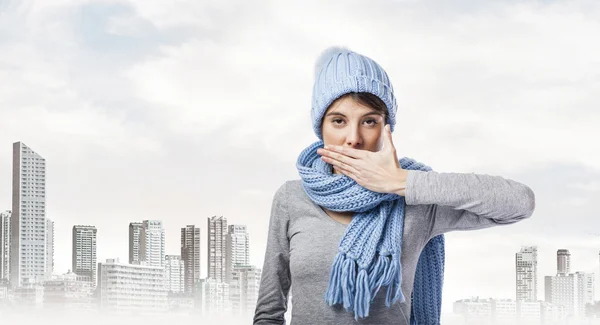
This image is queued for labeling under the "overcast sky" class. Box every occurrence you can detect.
[1,0,599,315]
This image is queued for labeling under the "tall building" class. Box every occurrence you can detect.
[516,246,538,302]
[557,249,570,275]
[230,265,261,316]
[10,142,48,287]
[545,272,594,317]
[195,278,231,315]
[181,225,201,294]
[578,272,595,310]
[97,258,168,314]
[225,225,250,284]
[165,255,185,293]
[46,218,54,279]
[129,222,143,264]
[72,225,97,286]
[140,220,165,268]
[208,216,227,283]
[0,210,11,281]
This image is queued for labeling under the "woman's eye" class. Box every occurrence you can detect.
[331,118,379,126]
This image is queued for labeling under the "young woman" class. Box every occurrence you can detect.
[253,47,535,325]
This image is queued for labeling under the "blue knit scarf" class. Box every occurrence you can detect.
[296,140,445,324]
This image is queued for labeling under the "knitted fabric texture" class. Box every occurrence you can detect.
[311,47,397,141]
[296,140,445,323]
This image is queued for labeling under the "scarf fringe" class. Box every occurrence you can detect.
[368,254,388,302]
[325,252,344,305]
[341,258,356,311]
[325,251,406,320]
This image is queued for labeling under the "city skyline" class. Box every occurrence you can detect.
[1,142,260,295]
[1,144,263,317]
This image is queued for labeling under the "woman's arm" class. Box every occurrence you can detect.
[404,170,536,239]
[253,182,292,325]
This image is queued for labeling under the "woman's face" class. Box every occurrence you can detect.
[321,96,385,174]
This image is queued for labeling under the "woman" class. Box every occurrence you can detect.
[253,47,535,325]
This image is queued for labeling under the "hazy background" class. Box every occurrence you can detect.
[0,0,599,316]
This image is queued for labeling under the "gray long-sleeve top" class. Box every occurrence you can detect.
[253,170,536,325]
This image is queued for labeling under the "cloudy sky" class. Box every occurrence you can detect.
[1,0,599,316]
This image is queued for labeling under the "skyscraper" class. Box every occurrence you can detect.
[72,225,97,285]
[208,216,227,282]
[516,246,538,302]
[225,225,250,284]
[10,142,48,287]
[545,271,594,317]
[230,265,262,316]
[140,220,165,268]
[181,225,201,294]
[0,210,10,282]
[557,249,571,275]
[129,222,143,264]
[46,218,54,279]
[165,255,185,293]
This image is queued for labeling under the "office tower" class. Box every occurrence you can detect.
[129,222,143,264]
[208,216,227,282]
[545,271,594,317]
[0,211,10,281]
[97,258,168,313]
[140,220,165,268]
[230,265,262,315]
[557,249,570,275]
[580,272,595,307]
[165,255,185,293]
[72,225,97,285]
[46,218,54,278]
[196,278,231,314]
[516,246,538,302]
[10,142,48,287]
[181,225,201,294]
[225,225,250,284]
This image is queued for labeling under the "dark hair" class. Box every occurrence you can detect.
[329,92,388,123]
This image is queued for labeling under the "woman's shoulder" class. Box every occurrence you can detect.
[274,178,303,198]
[271,179,309,207]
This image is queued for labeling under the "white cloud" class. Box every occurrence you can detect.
[568,180,600,192]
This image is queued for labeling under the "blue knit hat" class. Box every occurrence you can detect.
[311,46,398,140]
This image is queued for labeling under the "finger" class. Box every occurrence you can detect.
[336,165,358,182]
[325,145,366,159]
[322,155,360,176]
[324,149,358,167]
[384,124,395,152]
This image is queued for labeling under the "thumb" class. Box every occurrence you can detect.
[385,124,401,169]
[384,124,395,152]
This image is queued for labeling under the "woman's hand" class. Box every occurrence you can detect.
[317,124,409,196]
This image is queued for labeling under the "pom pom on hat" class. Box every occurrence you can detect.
[314,46,352,78]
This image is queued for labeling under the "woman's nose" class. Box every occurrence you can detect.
[345,126,361,147]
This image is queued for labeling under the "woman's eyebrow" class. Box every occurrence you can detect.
[325,112,380,117]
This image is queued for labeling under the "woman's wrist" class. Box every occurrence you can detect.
[392,168,409,196]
